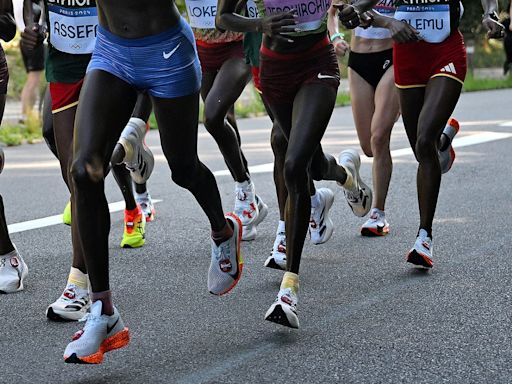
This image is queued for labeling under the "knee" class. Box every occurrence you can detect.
[283,156,308,191]
[361,142,373,158]
[203,107,224,133]
[270,127,287,156]
[70,157,104,190]
[370,132,389,156]
[415,134,437,162]
[170,159,201,188]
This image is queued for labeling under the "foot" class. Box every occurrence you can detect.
[208,213,243,295]
[309,188,335,245]
[120,205,146,248]
[242,194,268,241]
[338,149,372,217]
[361,208,390,237]
[0,247,28,293]
[265,287,299,329]
[62,201,72,226]
[115,118,154,184]
[63,301,130,364]
[135,193,156,223]
[234,180,259,227]
[406,229,433,269]
[47,283,90,321]
[264,230,286,270]
[438,118,459,174]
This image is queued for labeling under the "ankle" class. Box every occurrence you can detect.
[212,220,234,246]
[91,290,114,315]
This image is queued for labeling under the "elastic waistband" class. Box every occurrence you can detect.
[349,48,393,57]
[97,18,186,47]
[196,39,243,48]
[260,37,329,61]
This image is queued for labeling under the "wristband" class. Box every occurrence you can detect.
[330,32,345,42]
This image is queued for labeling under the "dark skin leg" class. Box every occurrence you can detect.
[70,70,139,294]
[112,165,137,210]
[0,93,15,255]
[151,92,227,232]
[268,84,337,274]
[400,77,462,236]
[41,87,58,158]
[200,58,251,182]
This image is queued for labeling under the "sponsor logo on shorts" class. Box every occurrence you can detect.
[317,73,337,80]
[383,59,390,70]
[440,62,457,74]
[163,43,182,60]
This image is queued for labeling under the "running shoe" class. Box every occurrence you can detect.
[0,147,4,174]
[264,230,286,270]
[116,118,154,184]
[0,247,28,294]
[309,188,335,245]
[62,201,72,226]
[438,118,459,174]
[265,287,299,329]
[64,301,130,364]
[208,213,243,296]
[361,208,390,237]
[406,229,433,269]
[234,180,259,227]
[47,283,90,321]
[120,205,146,248]
[242,194,268,241]
[338,149,372,217]
[135,193,156,223]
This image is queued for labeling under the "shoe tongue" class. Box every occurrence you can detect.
[90,300,103,316]
[418,229,430,240]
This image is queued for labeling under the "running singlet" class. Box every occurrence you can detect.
[393,0,462,43]
[254,0,330,35]
[44,0,97,83]
[354,0,395,40]
[184,0,242,43]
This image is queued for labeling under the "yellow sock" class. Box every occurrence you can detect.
[341,165,354,190]
[68,267,88,291]
[280,272,299,294]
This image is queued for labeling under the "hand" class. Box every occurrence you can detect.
[21,24,44,50]
[332,38,349,57]
[482,15,505,39]
[334,4,360,29]
[258,11,298,43]
[388,19,420,43]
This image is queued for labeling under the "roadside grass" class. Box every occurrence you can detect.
[0,112,42,146]
[463,73,512,92]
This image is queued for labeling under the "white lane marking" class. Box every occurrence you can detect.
[214,131,512,176]
[499,121,512,127]
[6,131,512,234]
[8,199,162,234]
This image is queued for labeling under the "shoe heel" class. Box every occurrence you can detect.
[103,327,130,353]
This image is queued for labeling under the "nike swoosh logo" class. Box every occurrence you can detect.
[163,43,181,59]
[107,318,119,334]
[317,73,336,80]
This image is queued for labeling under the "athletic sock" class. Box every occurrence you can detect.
[135,190,149,201]
[281,272,299,295]
[91,290,114,316]
[125,206,141,216]
[310,191,320,208]
[418,228,432,239]
[235,179,251,190]
[212,221,234,246]
[67,267,88,291]
[341,165,355,190]
[277,220,285,234]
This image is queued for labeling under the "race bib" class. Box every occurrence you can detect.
[246,0,260,18]
[263,0,330,32]
[394,4,450,43]
[355,0,395,40]
[185,0,218,29]
[48,4,98,54]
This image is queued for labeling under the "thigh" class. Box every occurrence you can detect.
[399,86,425,154]
[200,70,217,102]
[74,70,138,170]
[349,68,376,154]
[372,67,400,138]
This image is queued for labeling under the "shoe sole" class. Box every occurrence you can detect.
[339,150,372,218]
[265,303,299,329]
[64,327,130,364]
[120,238,145,249]
[47,306,89,322]
[263,256,286,271]
[361,225,390,237]
[406,249,433,269]
[310,190,335,245]
[211,213,244,296]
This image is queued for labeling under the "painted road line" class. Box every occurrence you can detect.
[8,199,162,234]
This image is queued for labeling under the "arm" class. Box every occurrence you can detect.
[327,5,349,57]
[334,0,380,29]
[0,0,16,42]
[371,10,419,43]
[21,0,44,50]
[481,0,504,38]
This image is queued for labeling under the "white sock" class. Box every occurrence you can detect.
[235,180,251,190]
[135,190,149,201]
[277,220,285,234]
[311,191,320,208]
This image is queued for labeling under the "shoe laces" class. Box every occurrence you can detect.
[345,187,361,202]
[214,240,232,263]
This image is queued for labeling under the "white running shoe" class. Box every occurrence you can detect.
[64,301,130,364]
[309,188,335,245]
[135,193,156,223]
[438,118,459,174]
[47,283,90,321]
[208,213,243,295]
[234,180,259,227]
[264,230,286,270]
[116,117,154,184]
[338,149,372,217]
[406,229,433,269]
[242,195,268,241]
[361,208,390,237]
[265,288,299,329]
[0,247,28,294]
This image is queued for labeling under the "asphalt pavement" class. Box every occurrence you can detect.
[1,89,512,383]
